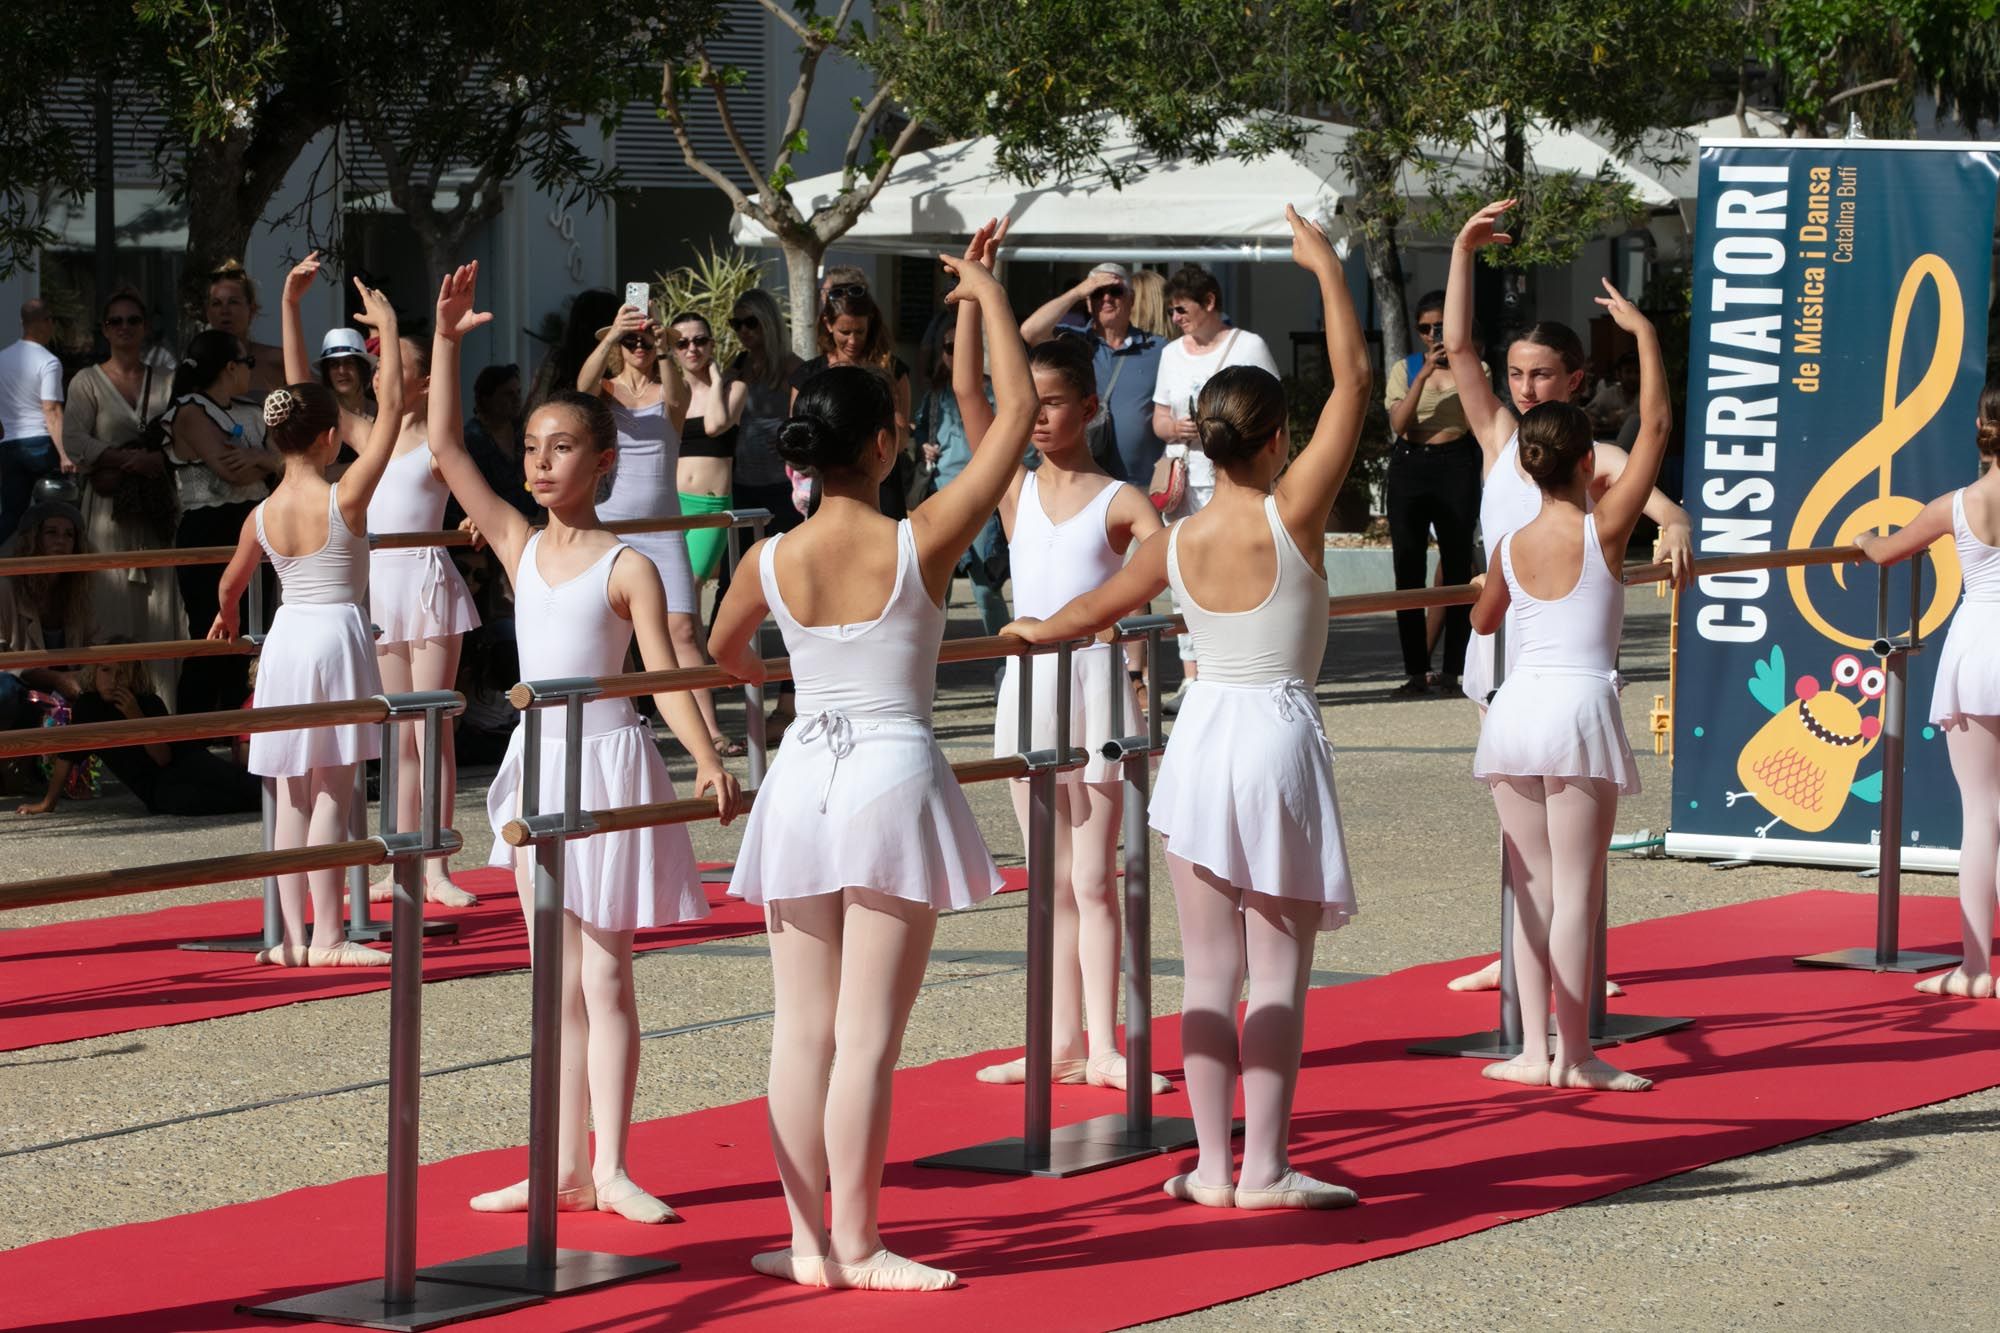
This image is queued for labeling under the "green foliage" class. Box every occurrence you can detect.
[653,246,773,368]
[1753,0,2000,135]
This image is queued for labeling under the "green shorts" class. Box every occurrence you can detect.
[678,491,733,581]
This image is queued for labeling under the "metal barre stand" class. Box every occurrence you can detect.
[917,633,1185,1177]
[1410,617,1692,1058]
[420,681,676,1298]
[242,693,533,1330]
[1797,556,1958,974]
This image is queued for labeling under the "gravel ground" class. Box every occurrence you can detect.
[3,587,1990,1332]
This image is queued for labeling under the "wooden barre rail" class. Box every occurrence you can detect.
[0,510,769,578]
[500,755,1033,846]
[0,635,259,672]
[0,836,396,912]
[0,694,438,761]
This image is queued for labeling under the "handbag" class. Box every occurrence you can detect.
[107,365,179,539]
[1085,351,1127,476]
[1148,447,1187,513]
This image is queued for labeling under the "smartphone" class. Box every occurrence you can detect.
[624,281,649,316]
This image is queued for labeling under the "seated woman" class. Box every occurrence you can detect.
[16,649,262,817]
[1,499,94,746]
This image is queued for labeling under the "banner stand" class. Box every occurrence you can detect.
[1798,559,1960,973]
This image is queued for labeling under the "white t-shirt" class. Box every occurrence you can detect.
[0,339,63,441]
[1150,328,1280,498]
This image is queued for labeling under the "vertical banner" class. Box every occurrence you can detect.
[1668,142,2000,870]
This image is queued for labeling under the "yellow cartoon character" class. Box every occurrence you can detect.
[1727,648,1885,836]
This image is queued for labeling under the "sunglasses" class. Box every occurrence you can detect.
[674,335,713,350]
[1415,321,1443,336]
[1170,305,1190,317]
[729,317,757,331]
[104,314,146,328]
[1092,285,1130,301]
[231,353,257,368]
[825,283,867,301]
[619,335,654,351]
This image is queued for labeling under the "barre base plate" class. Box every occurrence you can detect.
[417,1246,676,1297]
[1408,1012,1693,1060]
[181,919,458,953]
[1795,946,1960,974]
[239,1277,538,1330]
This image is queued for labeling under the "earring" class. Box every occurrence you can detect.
[523,480,533,494]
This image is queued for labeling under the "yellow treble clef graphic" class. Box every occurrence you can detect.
[1787,255,1965,648]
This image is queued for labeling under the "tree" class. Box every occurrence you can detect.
[1749,0,2000,137]
[660,0,1309,356]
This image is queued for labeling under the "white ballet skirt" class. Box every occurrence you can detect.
[250,601,385,777]
[731,711,1005,910]
[370,547,480,646]
[1930,489,2000,728]
[484,718,707,932]
[1473,667,1640,795]
[1149,679,1356,931]
[992,645,1140,785]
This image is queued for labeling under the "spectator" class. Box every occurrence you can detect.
[668,311,745,591]
[1150,264,1281,706]
[454,362,536,522]
[1586,350,1643,443]
[1022,262,1165,485]
[203,260,287,397]
[316,327,378,423]
[0,299,74,547]
[1131,269,1173,338]
[1384,290,1483,696]
[1,500,94,782]
[820,264,869,304]
[15,651,262,817]
[528,288,621,408]
[913,308,1008,637]
[64,288,184,669]
[164,330,280,714]
[789,285,914,514]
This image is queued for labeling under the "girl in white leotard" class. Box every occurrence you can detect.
[1443,199,1695,995]
[1853,378,2000,1000]
[576,301,733,754]
[426,262,741,1227]
[1467,274,1671,1094]
[278,252,483,909]
[210,279,406,969]
[949,327,1165,1094]
[709,224,1030,1294]
[1011,205,1369,1213]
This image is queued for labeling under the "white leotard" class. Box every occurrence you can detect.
[1009,472,1125,617]
[511,533,640,739]
[366,442,480,646]
[773,519,942,724]
[257,484,369,606]
[1167,494,1327,686]
[1500,515,1622,677]
[1930,488,2000,726]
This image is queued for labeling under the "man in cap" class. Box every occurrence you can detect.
[1021,262,1163,484]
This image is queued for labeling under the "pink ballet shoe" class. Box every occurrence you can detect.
[1914,968,1995,999]
[1552,1059,1653,1093]
[751,1248,829,1287]
[308,941,391,967]
[593,1172,680,1224]
[975,1055,1087,1085]
[468,1179,597,1213]
[1161,1172,1235,1208]
[823,1249,957,1292]
[369,875,479,908]
[1233,1169,1358,1210]
[1480,1055,1552,1087]
[1086,1053,1172,1094]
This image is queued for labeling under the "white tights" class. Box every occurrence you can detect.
[1169,854,1320,1192]
[376,635,463,885]
[1490,776,1618,1067]
[765,888,936,1262]
[273,765,356,951]
[1944,716,2000,982]
[1010,780,1125,1063]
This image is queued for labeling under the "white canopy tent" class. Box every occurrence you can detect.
[730,114,1681,264]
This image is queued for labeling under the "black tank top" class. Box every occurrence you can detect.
[680,414,737,460]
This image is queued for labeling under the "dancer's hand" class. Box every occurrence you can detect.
[349,279,398,339]
[1655,520,1693,586]
[458,516,486,551]
[1285,204,1338,276]
[960,216,1009,271]
[696,759,743,825]
[1000,615,1049,643]
[1456,199,1516,254]
[206,610,237,641]
[435,263,493,343]
[283,252,322,305]
[1593,276,1654,337]
[1852,532,1880,561]
[941,252,1002,305]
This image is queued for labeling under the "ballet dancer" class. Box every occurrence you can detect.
[281,251,483,908]
[429,263,742,1223]
[1854,375,2000,999]
[209,279,403,967]
[1443,199,1692,995]
[1007,205,1368,1210]
[577,298,731,754]
[950,242,1167,1092]
[708,222,1030,1291]
[1468,274,1670,1093]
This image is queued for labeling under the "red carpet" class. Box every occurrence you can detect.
[3,889,1995,1332]
[0,867,1028,1054]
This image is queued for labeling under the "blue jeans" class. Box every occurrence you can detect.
[956,512,1011,638]
[0,434,57,548]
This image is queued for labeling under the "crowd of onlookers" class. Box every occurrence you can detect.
[0,252,1647,818]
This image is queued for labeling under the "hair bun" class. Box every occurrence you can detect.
[262,388,299,428]
[1195,414,1245,460]
[775,413,831,471]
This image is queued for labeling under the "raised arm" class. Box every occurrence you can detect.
[429,263,535,573]
[911,241,1034,587]
[334,280,404,528]
[951,221,1006,449]
[1274,205,1371,539]
[1589,278,1671,557]
[280,253,320,386]
[1855,492,1955,566]
[576,307,646,396]
[1020,273,1097,345]
[1006,527,1170,644]
[1447,200,1516,459]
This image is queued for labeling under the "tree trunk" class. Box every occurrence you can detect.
[780,237,825,360]
[179,140,261,342]
[1367,229,1409,373]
